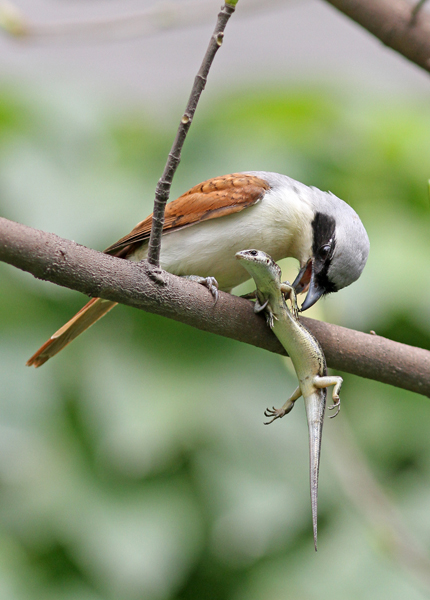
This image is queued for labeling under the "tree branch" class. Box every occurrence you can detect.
[1,216,429,397]
[146,1,237,267]
[323,0,430,75]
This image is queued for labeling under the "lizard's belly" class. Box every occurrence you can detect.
[272,316,325,389]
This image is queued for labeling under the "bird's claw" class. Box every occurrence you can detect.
[204,277,219,304]
[184,275,219,303]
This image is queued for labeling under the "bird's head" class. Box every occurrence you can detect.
[294,191,369,311]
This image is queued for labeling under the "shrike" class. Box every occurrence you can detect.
[27,171,369,367]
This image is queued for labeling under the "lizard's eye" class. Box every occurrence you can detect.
[249,250,258,256]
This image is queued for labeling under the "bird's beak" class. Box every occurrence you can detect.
[293,259,324,311]
[300,267,324,311]
[292,259,313,294]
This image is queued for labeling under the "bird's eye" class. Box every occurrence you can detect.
[319,244,331,260]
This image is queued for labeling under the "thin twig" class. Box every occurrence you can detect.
[146,1,237,268]
[411,0,428,19]
[1,216,429,396]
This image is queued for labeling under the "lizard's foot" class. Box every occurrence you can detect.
[184,275,219,304]
[265,310,277,329]
[264,402,294,425]
[254,298,269,314]
[241,290,257,300]
[328,395,341,419]
[253,295,275,328]
[280,282,298,319]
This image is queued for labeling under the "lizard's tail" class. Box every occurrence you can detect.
[304,390,326,551]
[26,298,117,367]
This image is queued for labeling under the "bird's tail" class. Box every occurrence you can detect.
[304,389,326,551]
[26,298,117,367]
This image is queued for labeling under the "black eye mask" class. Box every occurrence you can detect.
[311,212,337,294]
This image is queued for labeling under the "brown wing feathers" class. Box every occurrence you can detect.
[104,174,269,256]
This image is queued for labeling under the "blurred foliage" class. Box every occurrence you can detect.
[0,80,430,600]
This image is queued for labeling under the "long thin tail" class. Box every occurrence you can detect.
[304,390,326,551]
[26,298,117,367]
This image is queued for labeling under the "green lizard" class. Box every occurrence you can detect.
[236,249,343,551]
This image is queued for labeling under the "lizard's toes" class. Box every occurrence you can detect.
[328,397,341,418]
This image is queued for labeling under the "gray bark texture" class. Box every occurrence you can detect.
[1,216,429,397]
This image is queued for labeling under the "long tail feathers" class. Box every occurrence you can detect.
[26,298,117,367]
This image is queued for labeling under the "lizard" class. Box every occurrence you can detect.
[235,249,343,551]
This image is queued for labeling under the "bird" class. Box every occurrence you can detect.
[26,171,369,367]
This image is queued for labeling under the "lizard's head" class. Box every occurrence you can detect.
[235,249,281,285]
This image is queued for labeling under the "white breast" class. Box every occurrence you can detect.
[130,185,314,292]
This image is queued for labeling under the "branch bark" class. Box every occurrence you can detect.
[147,1,236,267]
[1,216,429,397]
[323,0,430,75]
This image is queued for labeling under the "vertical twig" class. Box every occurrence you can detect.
[146,1,238,268]
[411,0,428,20]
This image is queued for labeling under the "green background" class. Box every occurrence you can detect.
[0,81,430,599]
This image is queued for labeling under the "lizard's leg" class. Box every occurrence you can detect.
[314,376,343,418]
[264,386,302,425]
[254,297,269,314]
[250,292,277,328]
[241,292,273,327]
[280,282,298,319]
[254,296,276,329]
[240,290,269,314]
[183,275,219,303]
[241,290,257,300]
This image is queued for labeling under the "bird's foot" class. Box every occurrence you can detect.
[184,275,219,303]
[146,264,167,285]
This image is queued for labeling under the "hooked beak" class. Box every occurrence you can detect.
[292,259,312,294]
[300,269,324,311]
[292,259,324,312]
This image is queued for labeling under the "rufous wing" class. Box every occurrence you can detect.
[104,173,270,257]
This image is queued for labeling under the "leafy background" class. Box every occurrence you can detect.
[1,42,430,600]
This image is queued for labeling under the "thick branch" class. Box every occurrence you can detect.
[147,1,236,267]
[323,0,430,75]
[1,217,429,397]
